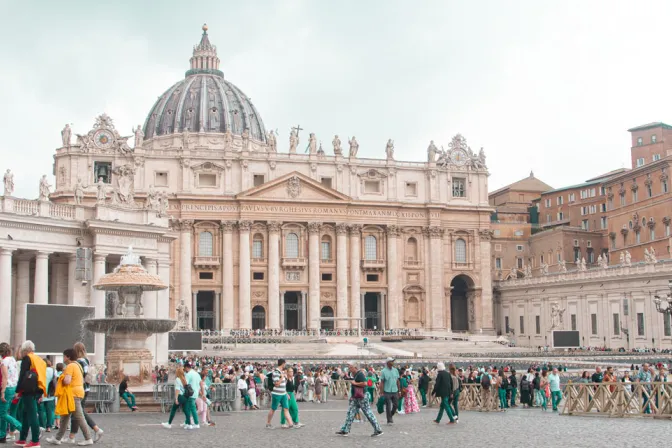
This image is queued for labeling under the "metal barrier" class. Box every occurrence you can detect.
[154,383,176,414]
[88,384,116,413]
[210,383,237,412]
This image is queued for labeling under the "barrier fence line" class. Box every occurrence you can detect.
[87,384,116,413]
[562,382,672,418]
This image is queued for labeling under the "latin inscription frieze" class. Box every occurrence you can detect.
[169,203,428,219]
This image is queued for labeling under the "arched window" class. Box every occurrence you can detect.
[455,238,467,263]
[252,305,266,330]
[321,306,334,330]
[198,231,213,256]
[364,235,377,260]
[252,233,264,259]
[406,237,418,261]
[285,233,299,258]
[321,235,332,261]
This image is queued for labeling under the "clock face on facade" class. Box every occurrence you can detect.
[451,149,468,166]
[94,129,114,149]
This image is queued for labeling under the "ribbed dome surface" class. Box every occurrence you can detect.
[142,25,267,143]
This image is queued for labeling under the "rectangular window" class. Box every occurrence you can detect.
[650,227,655,241]
[557,196,563,205]
[635,231,641,244]
[591,313,598,335]
[665,314,671,337]
[517,258,523,269]
[637,312,645,336]
[366,274,379,282]
[666,223,671,237]
[611,237,616,250]
[636,158,645,167]
[514,230,524,236]
[601,216,607,229]
[493,230,501,236]
[571,314,577,331]
[405,182,417,196]
[452,178,466,197]
[637,137,643,146]
[321,241,331,260]
[545,198,551,208]
[320,177,333,188]
[519,316,525,334]
[652,134,657,143]
[198,173,217,187]
[620,193,626,206]
[580,190,587,199]
[154,171,168,187]
[504,316,510,333]
[663,180,669,193]
[574,247,580,261]
[557,212,564,220]
[495,258,502,269]
[601,203,607,212]
[546,214,551,223]
[613,313,620,336]
[364,180,381,193]
[568,193,575,202]
[253,272,264,280]
[252,240,263,258]
[647,185,652,198]
[582,219,589,230]
[199,272,214,280]
[321,273,333,281]
[516,245,524,252]
[93,161,112,184]
[590,188,596,197]
[653,153,661,161]
[540,255,544,265]
[600,186,606,196]
[557,252,561,262]
[535,315,541,334]
[253,174,265,187]
[589,251,595,263]
[590,205,596,214]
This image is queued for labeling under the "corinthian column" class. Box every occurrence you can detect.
[0,248,14,343]
[14,256,30,344]
[307,222,321,330]
[34,251,50,304]
[220,221,235,330]
[386,225,400,329]
[143,257,158,359]
[335,223,349,329]
[268,222,282,329]
[427,226,445,330]
[238,220,252,328]
[92,253,107,365]
[177,220,194,328]
[156,259,170,363]
[349,224,362,329]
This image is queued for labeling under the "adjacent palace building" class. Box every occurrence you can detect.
[0,25,495,351]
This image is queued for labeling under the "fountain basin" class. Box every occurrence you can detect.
[83,318,176,335]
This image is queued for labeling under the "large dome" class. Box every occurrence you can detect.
[143,25,267,143]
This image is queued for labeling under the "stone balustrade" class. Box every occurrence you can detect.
[1,196,89,221]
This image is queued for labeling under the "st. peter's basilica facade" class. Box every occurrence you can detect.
[46,25,494,333]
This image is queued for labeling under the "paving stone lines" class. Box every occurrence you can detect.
[79,401,667,448]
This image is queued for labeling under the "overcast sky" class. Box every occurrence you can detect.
[2,0,671,199]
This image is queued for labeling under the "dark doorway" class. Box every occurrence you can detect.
[197,291,215,330]
[364,292,380,330]
[284,291,300,330]
[321,306,334,330]
[252,305,266,330]
[450,276,471,331]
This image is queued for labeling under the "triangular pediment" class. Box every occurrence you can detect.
[237,171,351,202]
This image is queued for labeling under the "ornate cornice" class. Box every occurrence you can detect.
[220,220,236,233]
[267,221,282,233]
[307,222,322,234]
[237,220,252,232]
[663,216,671,225]
[386,225,400,237]
[335,222,348,235]
[0,220,86,236]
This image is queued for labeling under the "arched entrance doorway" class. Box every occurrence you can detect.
[450,275,473,331]
[252,305,266,330]
[320,306,334,330]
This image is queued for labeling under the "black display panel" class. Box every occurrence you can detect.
[168,331,203,351]
[552,330,580,348]
[25,304,96,355]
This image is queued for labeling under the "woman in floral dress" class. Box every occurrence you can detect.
[403,371,420,414]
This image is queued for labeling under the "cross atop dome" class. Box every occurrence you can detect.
[187,23,223,78]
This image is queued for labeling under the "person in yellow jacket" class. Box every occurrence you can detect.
[16,340,46,448]
[45,348,92,446]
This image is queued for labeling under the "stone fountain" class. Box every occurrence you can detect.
[83,247,175,385]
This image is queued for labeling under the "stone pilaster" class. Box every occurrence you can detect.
[220,221,235,330]
[478,229,494,331]
[13,256,30,344]
[386,225,400,329]
[92,253,107,365]
[349,224,362,329]
[335,223,349,329]
[156,259,170,363]
[267,221,282,329]
[238,220,252,328]
[426,226,445,330]
[34,251,50,304]
[176,219,194,329]
[143,257,158,359]
[307,222,321,330]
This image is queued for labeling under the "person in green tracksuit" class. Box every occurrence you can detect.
[280,368,303,428]
[184,362,201,428]
[498,369,509,410]
[366,370,378,403]
[161,366,188,428]
[418,369,430,407]
[398,369,408,413]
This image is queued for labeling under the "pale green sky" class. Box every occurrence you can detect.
[1,0,671,197]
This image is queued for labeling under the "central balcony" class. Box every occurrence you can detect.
[361,258,385,271]
[193,256,220,268]
[282,257,307,269]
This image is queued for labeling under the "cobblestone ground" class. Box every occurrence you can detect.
[76,400,666,448]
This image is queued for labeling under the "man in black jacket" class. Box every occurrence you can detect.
[418,369,430,407]
[431,362,456,424]
[509,369,518,407]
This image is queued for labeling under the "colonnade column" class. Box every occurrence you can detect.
[427,226,445,330]
[307,222,321,330]
[92,253,107,365]
[220,221,235,330]
[268,222,281,329]
[238,220,252,329]
[192,292,198,329]
[335,223,349,329]
[143,257,158,358]
[349,225,362,330]
[478,230,495,331]
[14,256,30,344]
[34,251,50,304]
[386,225,400,329]
[214,293,221,330]
[300,291,307,330]
[0,249,14,343]
[156,259,170,363]
[177,219,194,328]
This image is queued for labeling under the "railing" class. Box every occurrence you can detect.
[282,257,307,267]
[13,199,39,215]
[87,384,117,413]
[154,382,239,413]
[361,259,385,270]
[251,257,267,265]
[404,259,422,268]
[562,382,672,418]
[49,202,77,219]
[320,258,335,265]
[193,256,220,267]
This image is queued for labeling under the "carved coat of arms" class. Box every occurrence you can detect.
[287,175,301,198]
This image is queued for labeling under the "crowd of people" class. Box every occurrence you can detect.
[0,340,104,447]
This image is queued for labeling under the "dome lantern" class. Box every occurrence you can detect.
[186,23,223,78]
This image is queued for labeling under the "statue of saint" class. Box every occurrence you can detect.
[625,251,632,267]
[3,169,14,196]
[332,135,342,155]
[550,303,566,330]
[242,127,250,150]
[289,128,298,154]
[176,299,190,330]
[96,177,107,204]
[348,136,359,157]
[74,177,85,205]
[133,125,144,148]
[182,128,190,150]
[267,130,277,152]
[478,147,487,168]
[619,252,625,265]
[224,129,233,149]
[209,107,220,129]
[38,175,51,201]
[308,133,317,154]
[317,142,325,157]
[559,259,567,273]
[427,140,437,162]
[145,185,158,210]
[61,124,72,148]
[185,108,194,131]
[580,257,587,271]
[649,246,657,263]
[386,139,395,160]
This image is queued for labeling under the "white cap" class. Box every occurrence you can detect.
[386,357,395,363]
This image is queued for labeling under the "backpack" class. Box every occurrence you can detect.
[47,374,57,397]
[520,376,529,390]
[77,359,93,385]
[266,373,275,392]
[184,383,194,398]
[500,376,510,389]
[20,370,39,395]
[480,374,491,390]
